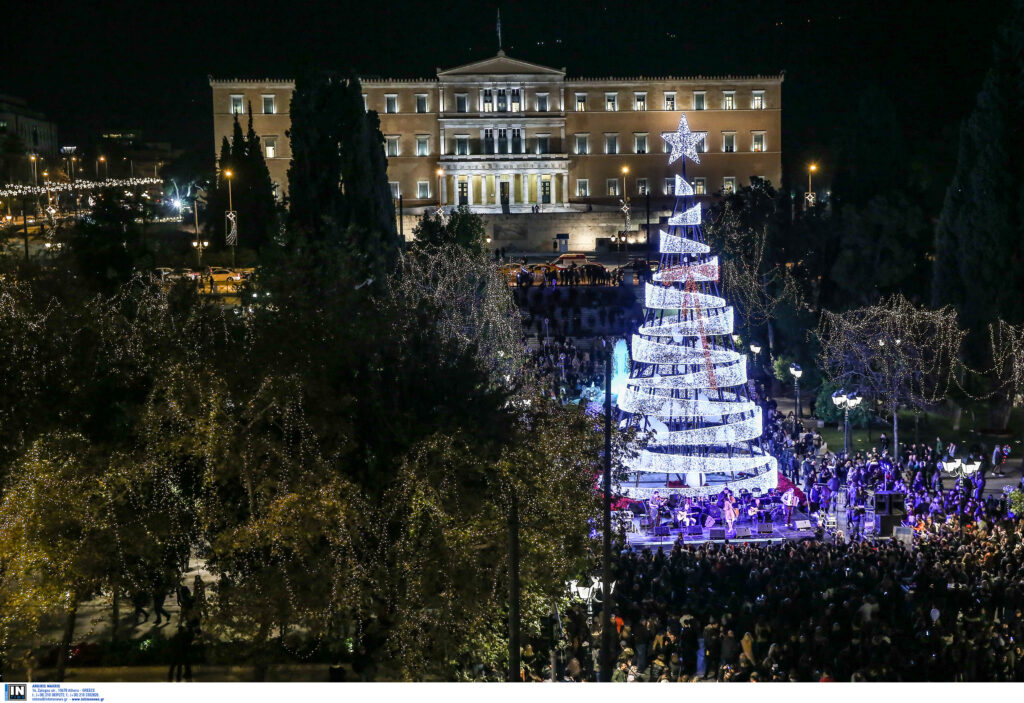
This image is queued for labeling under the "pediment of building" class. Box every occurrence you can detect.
[438,52,565,78]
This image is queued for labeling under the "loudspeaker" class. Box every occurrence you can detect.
[758,521,773,534]
[654,525,671,536]
[735,527,751,538]
[890,493,905,514]
[795,520,812,530]
[709,528,726,540]
[687,524,703,535]
[874,492,892,516]
[876,514,903,537]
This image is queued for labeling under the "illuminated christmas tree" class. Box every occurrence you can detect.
[616,115,777,498]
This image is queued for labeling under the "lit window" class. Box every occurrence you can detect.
[483,89,494,112]
[605,134,618,155]
[723,133,736,153]
[416,136,429,156]
[634,133,648,154]
[723,177,736,194]
[389,182,400,198]
[575,134,589,154]
[575,93,587,111]
[415,94,428,113]
[537,93,549,112]
[385,136,399,157]
[577,179,589,197]
[511,88,521,112]
[752,132,765,152]
[455,136,469,155]
[607,179,619,196]
[664,92,676,110]
[636,178,648,195]
[664,178,675,195]
[262,95,276,114]
[456,94,468,113]
[230,95,244,115]
[264,136,277,159]
[605,93,618,111]
[634,93,647,111]
[723,91,736,110]
[752,90,765,109]
[417,181,430,198]
[385,95,398,113]
[694,177,706,195]
[537,135,550,154]
[693,91,706,110]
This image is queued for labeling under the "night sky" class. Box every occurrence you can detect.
[6,0,1010,189]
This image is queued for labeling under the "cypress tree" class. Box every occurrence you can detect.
[934,1,1024,342]
[243,104,278,249]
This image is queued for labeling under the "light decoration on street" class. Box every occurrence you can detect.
[0,178,162,198]
[616,122,777,498]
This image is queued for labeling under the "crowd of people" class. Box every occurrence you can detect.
[528,338,606,402]
[514,515,1024,682]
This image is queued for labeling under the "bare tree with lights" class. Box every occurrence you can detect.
[815,294,965,459]
[988,319,1024,418]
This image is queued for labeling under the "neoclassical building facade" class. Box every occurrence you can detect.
[211,52,782,213]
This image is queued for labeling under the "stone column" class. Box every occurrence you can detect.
[509,173,516,206]
[561,173,569,206]
[482,173,489,206]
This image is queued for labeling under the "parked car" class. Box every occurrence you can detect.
[152,267,174,281]
[526,262,556,284]
[208,267,242,284]
[550,253,594,270]
[498,262,527,285]
[173,268,201,281]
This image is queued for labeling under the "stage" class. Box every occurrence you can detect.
[624,510,823,547]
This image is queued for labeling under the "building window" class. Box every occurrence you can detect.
[605,93,618,111]
[483,89,494,112]
[230,95,244,114]
[752,132,765,152]
[537,135,550,154]
[385,95,398,113]
[575,93,587,111]
[575,134,589,155]
[634,133,648,154]
[456,93,468,113]
[389,182,401,198]
[723,177,736,194]
[455,136,469,155]
[537,93,549,112]
[415,94,428,113]
[385,136,399,157]
[752,90,765,109]
[699,136,709,153]
[664,92,676,110]
[605,134,618,154]
[262,95,276,114]
[693,91,706,110]
[607,179,620,197]
[636,178,648,195]
[634,92,647,111]
[511,128,523,154]
[264,136,277,159]
[417,181,430,199]
[694,177,706,195]
[416,136,429,156]
[723,132,736,153]
[511,88,521,112]
[723,91,736,110]
[577,179,589,197]
[664,178,675,195]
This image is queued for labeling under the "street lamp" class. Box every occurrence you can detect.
[224,169,236,268]
[192,239,210,268]
[789,363,803,419]
[831,389,862,455]
[806,163,818,207]
[98,155,107,180]
[436,168,445,210]
[749,341,762,379]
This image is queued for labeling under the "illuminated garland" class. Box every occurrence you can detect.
[0,178,162,198]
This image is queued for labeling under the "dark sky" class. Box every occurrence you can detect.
[6,0,1010,187]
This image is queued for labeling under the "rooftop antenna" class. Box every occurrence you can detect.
[497,8,503,53]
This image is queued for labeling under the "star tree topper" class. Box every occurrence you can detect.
[662,114,707,166]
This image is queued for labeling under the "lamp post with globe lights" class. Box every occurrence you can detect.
[789,362,803,418]
[749,342,762,379]
[831,389,862,455]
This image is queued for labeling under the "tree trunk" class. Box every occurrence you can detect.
[55,594,79,682]
[952,404,962,432]
[892,405,899,461]
[506,490,521,682]
[111,588,120,643]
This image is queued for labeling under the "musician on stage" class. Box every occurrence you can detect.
[649,491,666,529]
[782,487,798,527]
[723,490,737,534]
